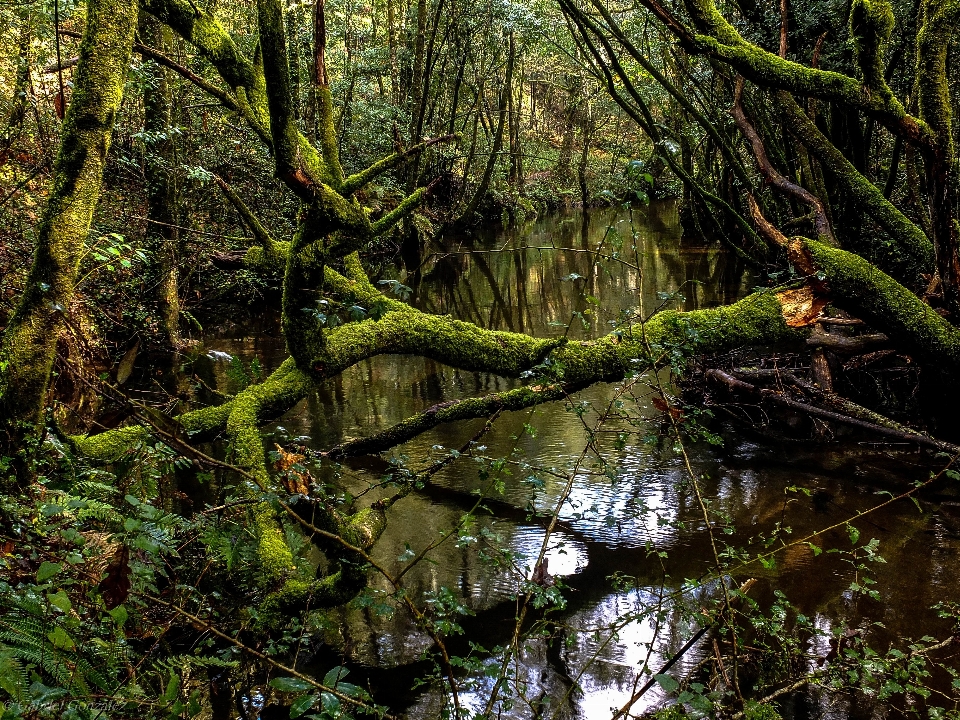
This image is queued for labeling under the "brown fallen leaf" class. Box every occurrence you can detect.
[116,340,139,385]
[274,444,310,495]
[651,395,683,419]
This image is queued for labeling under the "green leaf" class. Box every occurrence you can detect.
[654,673,679,694]
[46,590,72,613]
[289,693,318,718]
[847,524,860,545]
[36,561,62,582]
[269,677,313,693]
[108,605,129,626]
[162,672,180,703]
[47,626,76,651]
[323,665,349,688]
[320,693,341,715]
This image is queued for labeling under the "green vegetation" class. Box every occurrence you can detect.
[2,0,960,716]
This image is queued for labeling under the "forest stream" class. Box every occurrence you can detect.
[193,204,959,720]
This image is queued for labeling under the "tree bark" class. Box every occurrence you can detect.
[141,15,183,348]
[0,0,138,442]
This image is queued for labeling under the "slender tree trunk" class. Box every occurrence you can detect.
[577,104,593,207]
[141,15,183,348]
[1,26,31,157]
[916,0,960,313]
[286,5,301,121]
[556,82,577,180]
[508,39,523,186]
[460,33,514,222]
[387,0,399,105]
[407,0,428,119]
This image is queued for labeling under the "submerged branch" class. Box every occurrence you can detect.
[324,383,569,460]
[707,369,960,452]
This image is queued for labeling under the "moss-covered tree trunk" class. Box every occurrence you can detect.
[141,15,184,348]
[1,25,31,156]
[0,0,138,443]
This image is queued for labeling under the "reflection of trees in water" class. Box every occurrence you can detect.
[410,203,751,339]
[299,428,942,719]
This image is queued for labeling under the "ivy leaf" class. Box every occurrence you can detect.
[47,590,72,613]
[654,673,679,694]
[36,561,62,582]
[289,693,318,718]
[269,677,313,693]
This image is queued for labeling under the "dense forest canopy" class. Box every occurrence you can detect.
[2,0,960,716]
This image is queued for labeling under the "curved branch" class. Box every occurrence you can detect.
[644,0,935,148]
[732,79,835,245]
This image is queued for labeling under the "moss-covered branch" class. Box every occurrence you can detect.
[369,187,427,238]
[340,134,458,197]
[849,0,895,95]
[254,0,327,194]
[669,0,935,148]
[143,0,273,143]
[915,0,960,313]
[806,240,960,374]
[213,175,287,272]
[0,0,138,436]
[775,90,933,282]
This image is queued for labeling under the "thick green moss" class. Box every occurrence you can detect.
[916,1,960,157]
[371,187,427,237]
[144,0,273,144]
[849,0,895,92]
[0,0,138,431]
[71,425,149,461]
[775,91,933,282]
[807,240,960,371]
[680,0,934,146]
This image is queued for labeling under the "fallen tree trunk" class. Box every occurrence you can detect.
[69,238,960,616]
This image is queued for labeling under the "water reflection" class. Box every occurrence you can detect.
[201,204,959,719]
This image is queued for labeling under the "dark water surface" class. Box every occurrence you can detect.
[202,204,960,719]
